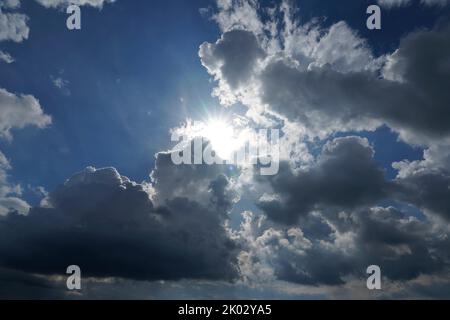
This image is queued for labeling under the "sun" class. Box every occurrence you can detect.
[201,118,237,160]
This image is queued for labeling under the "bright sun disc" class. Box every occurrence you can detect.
[202,119,236,160]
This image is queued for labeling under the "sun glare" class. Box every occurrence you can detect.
[202,118,237,160]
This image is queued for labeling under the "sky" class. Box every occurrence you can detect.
[0,0,450,299]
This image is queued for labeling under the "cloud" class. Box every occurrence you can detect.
[378,0,450,7]
[0,5,28,42]
[378,0,412,8]
[200,2,450,144]
[0,50,14,63]
[0,0,115,44]
[0,267,64,299]
[150,147,237,209]
[51,77,68,89]
[393,153,450,221]
[50,75,71,96]
[0,0,20,10]
[212,0,264,34]
[256,137,389,224]
[238,206,450,287]
[422,0,450,5]
[0,88,51,140]
[34,0,115,8]
[1,0,449,299]
[0,88,49,217]
[200,29,265,91]
[0,150,30,216]
[194,1,450,295]
[0,166,239,281]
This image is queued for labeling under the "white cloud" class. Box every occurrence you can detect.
[0,6,29,42]
[378,0,450,7]
[50,75,70,95]
[0,50,14,63]
[0,88,51,140]
[0,196,30,215]
[0,0,116,43]
[34,0,115,8]
[0,0,20,9]
[212,0,263,34]
[0,150,30,216]
[378,0,412,8]
[0,150,11,170]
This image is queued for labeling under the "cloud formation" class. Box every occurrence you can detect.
[0,50,14,63]
[238,206,450,287]
[1,0,450,299]
[378,0,450,7]
[195,0,450,297]
[200,9,450,144]
[0,3,28,42]
[0,88,51,140]
[34,0,115,8]
[256,137,389,224]
[0,166,239,281]
[0,151,30,216]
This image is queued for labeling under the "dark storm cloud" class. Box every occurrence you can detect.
[256,137,390,224]
[354,207,445,281]
[0,267,70,299]
[395,170,450,221]
[0,167,239,281]
[209,174,235,213]
[243,138,450,286]
[241,206,449,286]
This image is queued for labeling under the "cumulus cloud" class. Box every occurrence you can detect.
[201,11,450,144]
[194,0,450,296]
[200,29,265,90]
[0,5,28,42]
[393,151,450,222]
[150,146,238,210]
[238,206,450,287]
[0,167,239,281]
[0,88,51,140]
[256,137,389,224]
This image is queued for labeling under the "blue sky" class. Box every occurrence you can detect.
[1,0,450,299]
